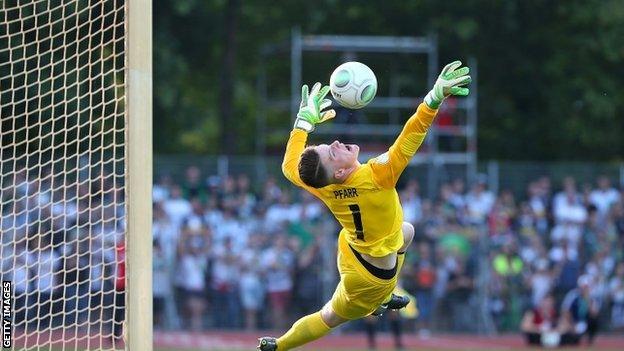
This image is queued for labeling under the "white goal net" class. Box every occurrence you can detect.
[1,0,129,349]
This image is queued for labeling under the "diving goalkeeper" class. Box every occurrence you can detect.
[258,61,471,351]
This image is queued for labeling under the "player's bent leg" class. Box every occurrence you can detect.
[398,221,414,254]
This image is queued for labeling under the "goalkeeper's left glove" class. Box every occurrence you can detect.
[424,60,471,109]
[293,82,336,133]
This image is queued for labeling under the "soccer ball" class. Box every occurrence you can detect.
[329,61,377,109]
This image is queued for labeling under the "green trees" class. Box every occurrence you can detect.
[154,0,624,160]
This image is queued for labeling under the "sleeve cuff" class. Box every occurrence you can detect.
[294,118,314,133]
[424,93,441,109]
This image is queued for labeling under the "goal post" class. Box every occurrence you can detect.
[0,0,152,350]
[125,0,153,350]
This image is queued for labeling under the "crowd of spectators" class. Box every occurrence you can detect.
[401,174,624,340]
[2,164,624,341]
[151,167,624,338]
[0,167,126,339]
[152,168,335,331]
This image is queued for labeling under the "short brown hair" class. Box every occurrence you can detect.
[298,147,330,188]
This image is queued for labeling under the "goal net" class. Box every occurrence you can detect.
[0,0,149,350]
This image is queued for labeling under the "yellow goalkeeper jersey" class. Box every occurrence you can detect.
[282,102,438,257]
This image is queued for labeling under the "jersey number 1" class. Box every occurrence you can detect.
[348,204,365,241]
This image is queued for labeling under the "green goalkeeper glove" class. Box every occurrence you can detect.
[424,60,471,109]
[294,82,336,133]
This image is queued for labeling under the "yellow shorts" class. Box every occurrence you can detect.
[330,229,403,320]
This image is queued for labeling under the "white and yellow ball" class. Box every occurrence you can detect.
[329,61,377,109]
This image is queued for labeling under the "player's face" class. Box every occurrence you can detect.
[316,140,359,172]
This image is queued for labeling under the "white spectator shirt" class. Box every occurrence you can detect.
[1,203,28,242]
[35,189,51,208]
[88,247,115,292]
[204,209,224,231]
[153,251,171,297]
[265,203,297,231]
[89,261,104,292]
[239,247,263,276]
[554,199,587,224]
[27,248,61,294]
[598,255,616,277]
[402,196,423,224]
[212,216,248,253]
[529,196,546,217]
[153,218,179,263]
[162,197,192,227]
[449,193,466,210]
[239,247,264,300]
[11,259,30,294]
[152,184,170,203]
[465,190,495,223]
[589,188,620,215]
[210,246,239,290]
[238,193,257,218]
[240,215,269,240]
[548,245,578,263]
[261,247,295,293]
[553,191,581,216]
[531,272,552,306]
[51,201,78,230]
[291,201,323,222]
[1,247,30,294]
[589,275,609,303]
[520,245,538,264]
[178,254,207,292]
[550,223,582,247]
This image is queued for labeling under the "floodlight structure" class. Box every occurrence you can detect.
[258,28,478,199]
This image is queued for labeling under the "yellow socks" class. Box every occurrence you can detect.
[276,311,331,350]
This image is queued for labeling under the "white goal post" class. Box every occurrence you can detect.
[0,0,152,350]
[126,0,153,350]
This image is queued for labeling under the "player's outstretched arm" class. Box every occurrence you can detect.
[282,83,335,186]
[370,61,471,188]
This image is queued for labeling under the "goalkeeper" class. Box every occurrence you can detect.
[258,61,471,351]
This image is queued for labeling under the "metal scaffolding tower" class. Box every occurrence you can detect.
[258,28,478,199]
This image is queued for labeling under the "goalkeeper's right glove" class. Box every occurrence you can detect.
[293,82,336,133]
[424,60,471,109]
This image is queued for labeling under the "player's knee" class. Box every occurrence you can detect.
[400,222,414,251]
[320,303,348,328]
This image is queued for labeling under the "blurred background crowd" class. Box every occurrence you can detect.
[2,165,624,339]
[150,166,624,336]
